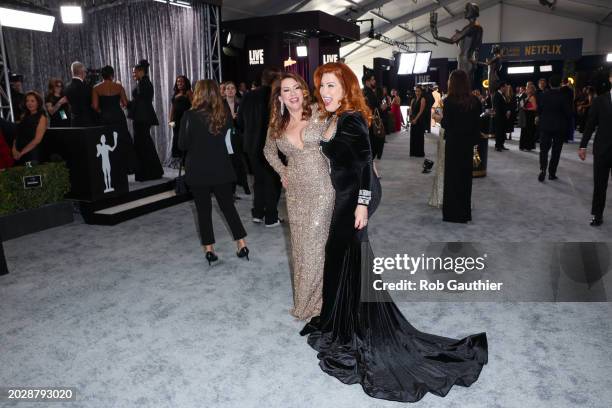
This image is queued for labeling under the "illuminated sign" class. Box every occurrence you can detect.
[322,54,338,64]
[480,39,582,61]
[249,49,264,65]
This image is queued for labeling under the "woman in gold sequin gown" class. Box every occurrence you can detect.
[264,73,334,320]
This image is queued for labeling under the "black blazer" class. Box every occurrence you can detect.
[581,92,612,156]
[236,86,270,158]
[537,88,572,133]
[64,78,94,127]
[178,108,234,186]
[129,76,159,126]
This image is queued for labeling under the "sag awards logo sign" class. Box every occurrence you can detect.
[249,49,264,65]
[96,131,118,193]
[322,54,338,64]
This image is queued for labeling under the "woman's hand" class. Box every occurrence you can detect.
[58,96,68,105]
[12,147,21,160]
[354,205,368,230]
[281,174,288,189]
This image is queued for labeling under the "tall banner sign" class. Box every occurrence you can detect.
[479,38,582,61]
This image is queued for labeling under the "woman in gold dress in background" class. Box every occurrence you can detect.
[264,73,335,320]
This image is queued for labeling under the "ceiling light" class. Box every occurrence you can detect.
[606,53,612,62]
[539,65,553,72]
[0,7,55,32]
[296,46,308,57]
[60,6,82,24]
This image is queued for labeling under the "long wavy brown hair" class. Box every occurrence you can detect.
[447,69,476,111]
[191,79,227,135]
[268,73,312,139]
[314,62,372,126]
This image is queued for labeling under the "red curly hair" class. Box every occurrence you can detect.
[313,62,372,126]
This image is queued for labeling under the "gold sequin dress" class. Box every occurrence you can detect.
[263,109,335,321]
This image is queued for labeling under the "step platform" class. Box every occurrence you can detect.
[79,176,192,225]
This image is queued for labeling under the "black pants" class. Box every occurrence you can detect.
[230,153,250,194]
[592,149,612,218]
[539,130,564,175]
[369,130,385,160]
[409,123,425,157]
[133,122,164,181]
[249,153,281,224]
[0,232,8,276]
[191,183,247,246]
[494,121,506,149]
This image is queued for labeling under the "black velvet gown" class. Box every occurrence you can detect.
[301,111,488,403]
[442,96,482,223]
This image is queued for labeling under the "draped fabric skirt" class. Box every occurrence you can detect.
[301,174,488,402]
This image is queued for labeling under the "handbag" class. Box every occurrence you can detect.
[372,109,385,138]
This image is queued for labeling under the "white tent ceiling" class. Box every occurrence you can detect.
[222,0,612,60]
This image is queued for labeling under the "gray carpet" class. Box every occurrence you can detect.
[1,129,611,407]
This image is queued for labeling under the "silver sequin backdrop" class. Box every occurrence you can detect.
[3,0,221,164]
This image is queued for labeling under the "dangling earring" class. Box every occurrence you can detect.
[280,100,285,115]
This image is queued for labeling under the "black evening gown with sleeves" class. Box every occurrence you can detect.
[301,111,488,403]
[442,96,482,223]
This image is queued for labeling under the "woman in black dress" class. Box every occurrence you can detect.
[128,59,164,181]
[12,92,47,165]
[92,65,137,174]
[169,75,192,165]
[409,85,427,157]
[44,79,70,127]
[223,80,250,196]
[301,63,487,403]
[442,70,482,223]
[178,80,249,266]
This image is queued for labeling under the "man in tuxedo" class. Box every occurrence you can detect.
[537,75,572,181]
[64,61,95,127]
[492,82,509,151]
[8,74,25,122]
[237,67,282,227]
[579,69,612,226]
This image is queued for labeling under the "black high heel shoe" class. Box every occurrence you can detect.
[236,247,249,261]
[205,251,218,266]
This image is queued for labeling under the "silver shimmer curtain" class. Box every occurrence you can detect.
[4,0,214,163]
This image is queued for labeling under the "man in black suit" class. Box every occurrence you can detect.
[64,61,95,127]
[537,75,572,181]
[579,69,612,226]
[8,74,25,122]
[492,82,509,151]
[237,67,282,227]
[363,73,385,159]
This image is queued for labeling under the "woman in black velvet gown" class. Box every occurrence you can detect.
[301,62,488,403]
[442,70,483,223]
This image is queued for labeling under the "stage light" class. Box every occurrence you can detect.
[226,32,232,45]
[153,0,192,8]
[296,46,308,57]
[508,66,534,74]
[398,53,416,75]
[539,65,553,72]
[0,7,55,32]
[60,6,82,24]
[413,51,431,74]
[482,79,489,89]
[607,53,612,62]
